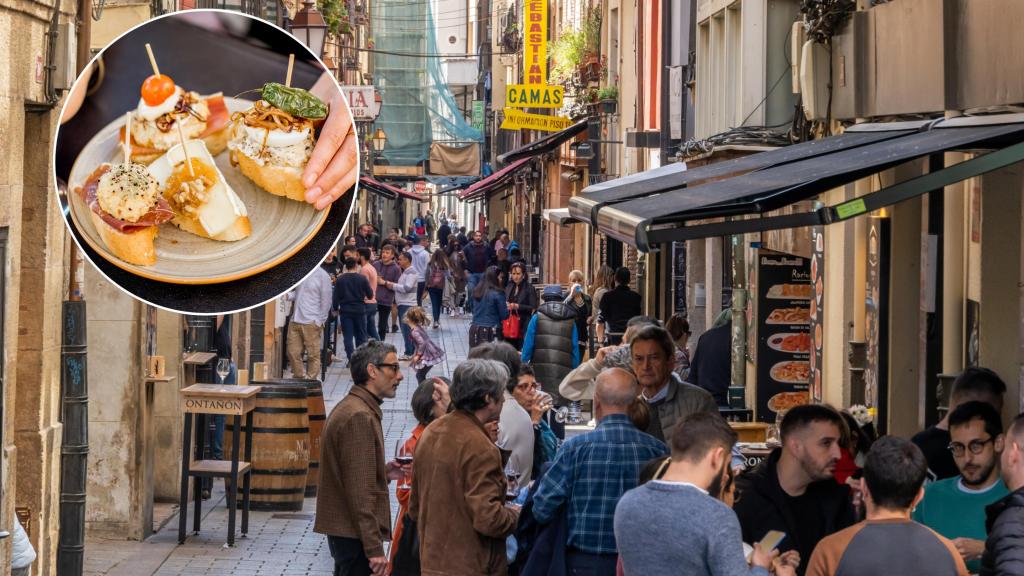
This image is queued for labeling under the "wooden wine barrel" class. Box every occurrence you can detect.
[225,383,309,511]
[257,378,326,497]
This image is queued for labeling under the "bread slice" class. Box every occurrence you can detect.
[89,209,158,266]
[149,140,251,240]
[231,149,307,202]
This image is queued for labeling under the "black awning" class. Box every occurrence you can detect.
[570,115,1024,251]
[459,158,533,201]
[496,119,589,165]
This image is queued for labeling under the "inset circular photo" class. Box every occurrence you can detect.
[55,10,359,314]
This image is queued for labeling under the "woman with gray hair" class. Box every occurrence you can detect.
[410,360,521,575]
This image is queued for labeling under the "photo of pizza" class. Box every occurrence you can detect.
[768,391,811,412]
[766,307,811,325]
[767,333,811,354]
[766,283,813,300]
[770,361,811,384]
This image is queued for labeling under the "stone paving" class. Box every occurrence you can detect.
[84,310,473,576]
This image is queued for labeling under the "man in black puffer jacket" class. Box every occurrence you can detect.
[734,404,855,576]
[981,413,1024,575]
[521,285,581,438]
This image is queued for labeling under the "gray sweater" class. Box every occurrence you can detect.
[614,481,769,576]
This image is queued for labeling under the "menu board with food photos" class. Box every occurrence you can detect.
[810,227,825,403]
[756,250,811,422]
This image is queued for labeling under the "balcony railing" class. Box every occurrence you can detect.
[588,173,619,186]
[192,0,264,17]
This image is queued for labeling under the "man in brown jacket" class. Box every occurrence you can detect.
[410,359,521,575]
[315,340,408,576]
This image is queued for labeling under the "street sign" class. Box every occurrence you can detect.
[341,85,377,120]
[472,100,485,131]
[500,108,573,132]
[505,84,564,108]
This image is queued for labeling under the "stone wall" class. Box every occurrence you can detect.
[0,1,78,571]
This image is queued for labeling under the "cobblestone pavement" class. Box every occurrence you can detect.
[84,311,473,576]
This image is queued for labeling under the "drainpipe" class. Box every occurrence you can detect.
[57,6,92,572]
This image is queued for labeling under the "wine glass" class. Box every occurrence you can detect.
[216,358,231,387]
[504,461,521,503]
[395,438,413,490]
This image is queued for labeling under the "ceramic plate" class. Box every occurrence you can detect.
[66,97,329,285]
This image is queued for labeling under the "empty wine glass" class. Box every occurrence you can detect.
[395,438,413,490]
[216,358,231,385]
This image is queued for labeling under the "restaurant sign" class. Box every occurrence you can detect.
[755,251,811,422]
[500,108,573,132]
[340,85,377,120]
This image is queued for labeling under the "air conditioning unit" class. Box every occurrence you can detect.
[799,39,831,121]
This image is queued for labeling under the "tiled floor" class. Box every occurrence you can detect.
[85,311,472,576]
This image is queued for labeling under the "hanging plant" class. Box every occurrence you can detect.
[319,0,346,37]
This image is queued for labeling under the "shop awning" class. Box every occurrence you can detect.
[570,114,1024,251]
[359,176,425,202]
[542,208,578,225]
[458,157,533,201]
[496,119,589,165]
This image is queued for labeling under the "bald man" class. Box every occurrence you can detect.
[532,368,669,575]
[981,414,1024,575]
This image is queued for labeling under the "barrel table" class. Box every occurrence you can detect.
[178,384,259,546]
[225,382,310,510]
[253,378,326,497]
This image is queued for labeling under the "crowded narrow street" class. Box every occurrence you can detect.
[83,315,473,576]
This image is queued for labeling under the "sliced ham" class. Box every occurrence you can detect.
[75,164,174,233]
[118,94,230,156]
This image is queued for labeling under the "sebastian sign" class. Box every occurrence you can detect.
[524,0,548,84]
[341,85,377,120]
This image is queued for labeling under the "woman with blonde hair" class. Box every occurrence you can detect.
[590,265,615,348]
[565,269,593,362]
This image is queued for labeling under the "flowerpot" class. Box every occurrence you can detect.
[599,99,617,114]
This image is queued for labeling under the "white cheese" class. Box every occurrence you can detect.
[137,87,182,121]
[243,125,310,148]
[96,163,158,223]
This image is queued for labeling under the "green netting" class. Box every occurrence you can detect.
[372,0,482,166]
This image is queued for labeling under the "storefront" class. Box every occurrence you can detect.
[569,114,1024,431]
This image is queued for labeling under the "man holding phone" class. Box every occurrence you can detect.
[615,412,799,575]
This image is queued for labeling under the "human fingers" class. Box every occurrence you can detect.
[307,129,358,209]
[302,95,354,193]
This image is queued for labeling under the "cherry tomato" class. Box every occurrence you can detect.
[141,74,175,106]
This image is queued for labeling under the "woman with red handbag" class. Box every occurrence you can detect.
[504,262,538,350]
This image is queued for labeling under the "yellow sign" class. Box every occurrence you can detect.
[524,0,548,84]
[506,84,564,109]
[500,108,573,132]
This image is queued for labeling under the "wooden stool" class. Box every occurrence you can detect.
[178,384,261,546]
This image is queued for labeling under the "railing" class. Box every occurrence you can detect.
[588,173,620,185]
[191,0,264,17]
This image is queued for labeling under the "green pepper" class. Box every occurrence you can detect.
[260,82,328,120]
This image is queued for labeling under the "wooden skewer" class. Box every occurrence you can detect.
[285,54,295,88]
[176,122,195,177]
[124,112,132,165]
[145,43,161,77]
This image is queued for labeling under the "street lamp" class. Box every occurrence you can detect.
[291,0,328,59]
[371,127,387,153]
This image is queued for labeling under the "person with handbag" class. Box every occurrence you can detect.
[504,262,538,350]
[425,250,451,329]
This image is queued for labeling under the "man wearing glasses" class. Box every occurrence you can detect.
[912,401,1009,573]
[315,340,410,576]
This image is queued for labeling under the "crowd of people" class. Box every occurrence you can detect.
[300,215,1024,576]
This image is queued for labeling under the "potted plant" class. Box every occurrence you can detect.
[597,86,618,113]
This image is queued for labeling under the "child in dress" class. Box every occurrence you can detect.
[404,307,446,383]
